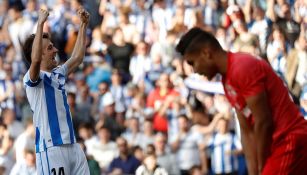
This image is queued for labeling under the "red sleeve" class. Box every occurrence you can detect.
[233,58,266,98]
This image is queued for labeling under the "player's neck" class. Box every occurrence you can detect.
[216,50,228,76]
[40,64,53,73]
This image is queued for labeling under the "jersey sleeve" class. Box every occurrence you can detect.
[23,71,43,88]
[53,64,68,77]
[233,58,267,98]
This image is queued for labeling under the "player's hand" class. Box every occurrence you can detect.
[77,8,90,25]
[38,9,49,24]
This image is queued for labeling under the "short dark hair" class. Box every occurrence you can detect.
[97,125,110,132]
[78,122,93,130]
[22,33,50,65]
[175,27,222,56]
[9,2,24,12]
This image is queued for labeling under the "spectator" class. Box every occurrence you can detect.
[154,132,180,175]
[98,92,124,140]
[13,118,34,164]
[285,34,307,101]
[206,118,243,175]
[170,6,188,36]
[87,27,107,54]
[88,126,118,173]
[118,6,140,44]
[122,117,145,148]
[107,28,135,80]
[0,63,15,116]
[109,69,126,113]
[147,73,179,133]
[188,165,202,175]
[141,119,155,149]
[108,137,141,175]
[151,0,173,41]
[77,122,96,152]
[232,20,259,55]
[170,115,207,175]
[8,3,34,62]
[97,81,110,114]
[150,30,178,68]
[84,57,112,94]
[0,128,14,175]
[132,145,144,162]
[129,41,151,84]
[22,0,38,23]
[1,108,24,139]
[267,0,301,47]
[130,0,152,42]
[246,3,272,56]
[75,85,95,124]
[78,138,101,175]
[126,92,150,123]
[136,153,168,175]
[266,24,290,78]
[9,149,36,175]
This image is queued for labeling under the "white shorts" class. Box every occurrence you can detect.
[36,143,90,175]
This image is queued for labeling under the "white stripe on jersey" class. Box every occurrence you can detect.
[23,64,76,152]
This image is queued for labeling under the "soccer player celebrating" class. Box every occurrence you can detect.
[22,8,90,174]
[176,27,307,175]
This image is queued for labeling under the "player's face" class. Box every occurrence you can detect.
[42,38,58,70]
[184,51,217,80]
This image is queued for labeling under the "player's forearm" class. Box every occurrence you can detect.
[254,117,273,173]
[32,23,44,63]
[30,22,44,81]
[241,131,258,175]
[70,23,87,65]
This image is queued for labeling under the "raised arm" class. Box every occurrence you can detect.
[243,0,253,23]
[65,8,90,75]
[29,9,49,82]
[245,91,273,173]
[195,112,223,135]
[266,0,277,22]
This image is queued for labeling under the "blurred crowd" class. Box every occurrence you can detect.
[0,0,306,174]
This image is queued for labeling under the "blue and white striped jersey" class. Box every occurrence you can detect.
[23,64,75,153]
[207,132,242,174]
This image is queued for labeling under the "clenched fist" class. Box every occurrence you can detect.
[38,9,49,24]
[77,8,90,25]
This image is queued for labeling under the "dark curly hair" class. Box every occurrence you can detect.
[22,33,50,65]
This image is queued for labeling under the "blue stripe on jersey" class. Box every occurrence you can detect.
[39,152,45,175]
[221,143,225,173]
[43,139,47,151]
[35,127,40,153]
[26,78,42,87]
[45,149,51,175]
[62,90,75,143]
[43,75,63,145]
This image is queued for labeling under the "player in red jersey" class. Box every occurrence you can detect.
[175,27,307,175]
